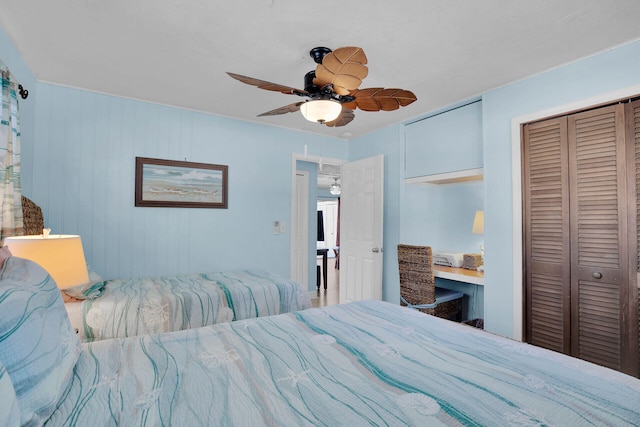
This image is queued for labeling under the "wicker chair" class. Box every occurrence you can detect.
[397,244,464,321]
[21,195,44,235]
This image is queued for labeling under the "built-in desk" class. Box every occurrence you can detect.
[434,265,484,323]
[434,265,484,286]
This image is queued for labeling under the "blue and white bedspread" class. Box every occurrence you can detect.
[48,300,640,426]
[71,270,311,342]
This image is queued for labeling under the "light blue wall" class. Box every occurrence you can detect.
[482,39,640,338]
[400,181,484,254]
[28,83,347,280]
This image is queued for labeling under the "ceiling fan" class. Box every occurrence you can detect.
[227,46,417,127]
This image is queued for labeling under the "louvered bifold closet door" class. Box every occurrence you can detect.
[567,104,629,372]
[523,117,571,353]
[628,98,640,377]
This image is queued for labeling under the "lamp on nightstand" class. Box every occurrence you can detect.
[4,234,89,289]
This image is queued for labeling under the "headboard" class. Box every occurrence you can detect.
[21,196,44,236]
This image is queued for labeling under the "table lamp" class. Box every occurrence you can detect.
[472,210,485,259]
[4,234,89,289]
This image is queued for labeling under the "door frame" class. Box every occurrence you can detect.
[511,84,640,341]
[291,170,309,287]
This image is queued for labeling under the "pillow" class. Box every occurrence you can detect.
[62,280,107,300]
[0,256,81,426]
[0,361,20,427]
[62,264,107,300]
[0,245,11,270]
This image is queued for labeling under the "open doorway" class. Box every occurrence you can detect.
[291,154,384,306]
[290,154,344,300]
[316,199,340,307]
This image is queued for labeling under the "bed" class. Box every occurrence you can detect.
[19,195,311,343]
[1,257,639,426]
[64,269,312,342]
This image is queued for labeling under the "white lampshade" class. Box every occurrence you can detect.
[4,235,89,289]
[300,100,342,123]
[472,211,484,234]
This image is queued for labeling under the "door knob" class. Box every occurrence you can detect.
[592,272,602,279]
[372,248,380,253]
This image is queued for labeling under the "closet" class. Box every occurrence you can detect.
[522,99,640,378]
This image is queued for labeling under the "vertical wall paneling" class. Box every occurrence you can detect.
[32,83,346,280]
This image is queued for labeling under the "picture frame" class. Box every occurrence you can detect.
[135,157,228,208]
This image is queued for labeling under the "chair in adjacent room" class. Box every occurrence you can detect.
[397,244,464,321]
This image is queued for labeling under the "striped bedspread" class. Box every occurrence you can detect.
[48,300,640,426]
[68,270,311,342]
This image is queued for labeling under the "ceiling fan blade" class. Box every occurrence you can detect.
[257,102,303,117]
[340,99,357,110]
[349,88,417,112]
[227,72,309,96]
[332,46,368,66]
[314,47,368,95]
[325,109,355,127]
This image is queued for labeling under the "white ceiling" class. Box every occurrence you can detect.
[1,1,640,140]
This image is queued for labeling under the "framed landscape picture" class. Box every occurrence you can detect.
[135,157,228,208]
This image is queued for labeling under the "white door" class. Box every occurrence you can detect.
[339,155,384,303]
[290,171,309,286]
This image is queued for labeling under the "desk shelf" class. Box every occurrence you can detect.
[434,265,484,286]
[405,168,483,185]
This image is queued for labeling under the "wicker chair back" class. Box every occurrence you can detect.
[21,196,44,236]
[397,243,463,321]
[398,244,436,306]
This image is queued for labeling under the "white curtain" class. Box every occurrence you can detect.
[0,65,23,239]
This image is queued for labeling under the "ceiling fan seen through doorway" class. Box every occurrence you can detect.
[227,46,417,127]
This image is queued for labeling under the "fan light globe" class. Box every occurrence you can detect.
[330,184,341,195]
[330,178,341,195]
[300,100,342,123]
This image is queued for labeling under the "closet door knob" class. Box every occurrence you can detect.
[592,272,602,279]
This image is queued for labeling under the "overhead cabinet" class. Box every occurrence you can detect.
[405,100,483,180]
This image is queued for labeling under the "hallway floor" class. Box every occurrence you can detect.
[312,256,339,308]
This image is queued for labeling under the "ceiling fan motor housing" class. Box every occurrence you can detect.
[304,70,319,94]
[304,70,355,103]
[309,47,332,64]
